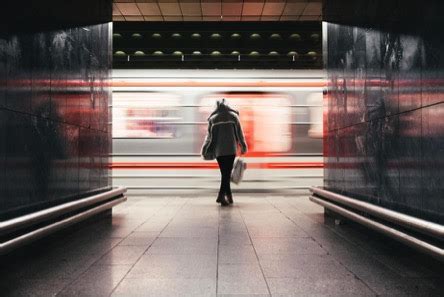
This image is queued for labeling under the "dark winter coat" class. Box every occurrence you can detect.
[201,103,247,160]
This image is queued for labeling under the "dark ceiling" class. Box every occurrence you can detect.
[113,0,322,22]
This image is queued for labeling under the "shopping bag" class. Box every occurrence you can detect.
[231,158,247,184]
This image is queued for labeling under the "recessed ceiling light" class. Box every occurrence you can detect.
[211,33,222,39]
[289,33,301,40]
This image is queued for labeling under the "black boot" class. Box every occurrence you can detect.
[226,194,233,204]
[220,198,229,206]
[216,193,224,203]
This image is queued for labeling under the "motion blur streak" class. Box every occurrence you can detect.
[112,69,324,193]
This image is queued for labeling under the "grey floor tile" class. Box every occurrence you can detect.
[98,246,147,265]
[0,278,71,297]
[160,226,218,238]
[135,221,171,232]
[267,277,376,297]
[146,237,217,255]
[247,226,308,238]
[218,244,258,264]
[217,294,271,297]
[252,237,327,255]
[258,254,349,278]
[217,264,269,295]
[9,253,98,280]
[347,263,442,296]
[111,278,216,297]
[118,232,158,246]
[57,265,131,297]
[51,237,123,257]
[219,233,252,245]
[126,254,217,279]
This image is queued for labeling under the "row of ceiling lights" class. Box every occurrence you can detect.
[114,32,320,41]
[114,50,318,56]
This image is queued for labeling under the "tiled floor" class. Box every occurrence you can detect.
[1,195,443,297]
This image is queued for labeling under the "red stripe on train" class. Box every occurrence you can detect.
[110,162,324,169]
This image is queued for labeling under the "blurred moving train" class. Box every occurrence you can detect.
[111,69,324,193]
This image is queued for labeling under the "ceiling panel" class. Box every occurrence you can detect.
[262,2,285,15]
[282,2,307,16]
[241,16,261,21]
[299,15,320,21]
[113,0,322,21]
[163,16,183,21]
[280,15,299,21]
[180,2,202,16]
[201,2,222,16]
[183,16,203,21]
[223,16,242,21]
[203,16,222,21]
[144,16,164,21]
[116,3,141,15]
[302,2,321,16]
[158,2,182,16]
[137,3,161,16]
[125,16,145,21]
[222,3,243,16]
[260,15,280,21]
[242,2,264,16]
[113,4,122,16]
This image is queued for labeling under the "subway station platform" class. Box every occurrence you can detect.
[1,0,443,296]
[2,195,442,297]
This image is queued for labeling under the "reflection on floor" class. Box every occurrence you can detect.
[1,195,443,297]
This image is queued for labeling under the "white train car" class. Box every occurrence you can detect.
[111,69,324,194]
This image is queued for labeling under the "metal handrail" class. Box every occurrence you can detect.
[0,196,127,255]
[0,187,127,236]
[310,187,444,240]
[309,196,444,262]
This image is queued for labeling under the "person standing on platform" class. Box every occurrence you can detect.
[201,99,247,206]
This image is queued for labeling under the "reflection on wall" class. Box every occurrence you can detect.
[0,23,112,220]
[324,22,444,224]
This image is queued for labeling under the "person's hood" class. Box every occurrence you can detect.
[207,99,239,120]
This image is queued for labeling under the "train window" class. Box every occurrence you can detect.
[199,93,292,155]
[112,92,181,138]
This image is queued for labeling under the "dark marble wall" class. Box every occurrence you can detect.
[323,2,444,224]
[0,23,112,220]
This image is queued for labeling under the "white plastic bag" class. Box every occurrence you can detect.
[231,158,247,184]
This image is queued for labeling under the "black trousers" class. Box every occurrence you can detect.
[216,155,235,196]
